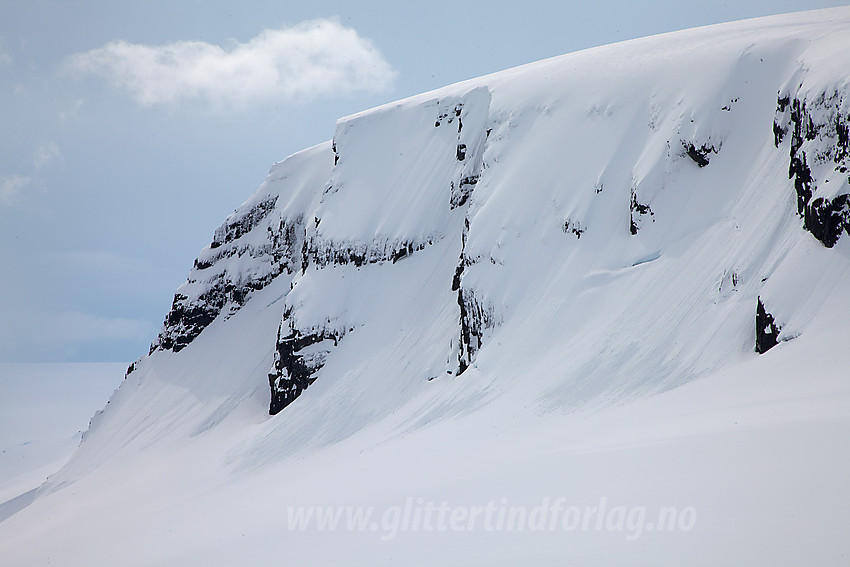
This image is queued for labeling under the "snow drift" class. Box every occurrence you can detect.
[2,8,849,566]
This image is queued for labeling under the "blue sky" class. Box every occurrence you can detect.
[1,0,843,362]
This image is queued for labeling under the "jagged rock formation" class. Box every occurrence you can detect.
[269,309,348,415]
[774,86,850,247]
[151,195,305,352]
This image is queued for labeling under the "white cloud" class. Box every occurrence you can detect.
[0,174,32,206]
[67,19,396,108]
[33,141,62,169]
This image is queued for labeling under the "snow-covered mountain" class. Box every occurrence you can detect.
[2,9,849,566]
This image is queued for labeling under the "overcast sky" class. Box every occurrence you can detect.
[1,0,844,362]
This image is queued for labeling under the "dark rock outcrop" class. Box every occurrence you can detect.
[210,196,277,249]
[774,88,850,247]
[153,291,223,353]
[563,219,585,239]
[682,140,720,167]
[629,188,654,235]
[450,175,479,209]
[755,297,781,354]
[268,312,346,415]
[457,143,467,161]
[304,236,432,269]
[151,198,303,353]
[435,104,464,129]
[456,288,497,374]
[803,194,850,248]
[452,218,498,375]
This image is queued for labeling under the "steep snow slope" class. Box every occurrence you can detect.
[2,8,850,566]
[0,364,123,519]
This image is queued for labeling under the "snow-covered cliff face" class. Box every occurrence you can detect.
[150,146,331,353]
[146,10,850,418]
[4,10,850,567]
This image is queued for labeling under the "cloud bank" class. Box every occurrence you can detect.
[68,19,396,108]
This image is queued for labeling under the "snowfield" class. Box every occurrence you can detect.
[0,364,124,522]
[1,8,849,566]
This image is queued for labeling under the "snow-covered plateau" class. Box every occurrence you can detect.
[2,8,849,566]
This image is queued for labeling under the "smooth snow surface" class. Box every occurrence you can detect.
[1,9,849,566]
[0,364,124,517]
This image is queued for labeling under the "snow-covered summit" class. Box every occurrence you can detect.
[149,6,850,415]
